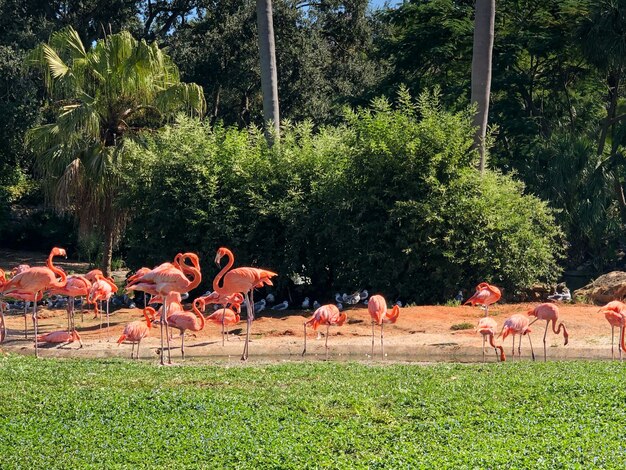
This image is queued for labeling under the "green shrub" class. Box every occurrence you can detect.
[121,91,564,303]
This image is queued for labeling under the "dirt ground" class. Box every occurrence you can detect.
[0,301,618,363]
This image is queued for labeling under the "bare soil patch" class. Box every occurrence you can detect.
[0,301,614,362]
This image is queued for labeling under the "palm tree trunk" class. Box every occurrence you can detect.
[470,0,496,175]
[101,224,114,277]
[256,0,280,142]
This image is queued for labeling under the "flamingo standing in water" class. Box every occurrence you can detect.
[464,282,501,316]
[126,253,201,364]
[1,247,67,357]
[49,274,91,332]
[476,317,506,362]
[527,303,569,361]
[598,301,626,360]
[163,296,205,359]
[37,329,83,349]
[498,313,535,360]
[117,307,154,359]
[88,274,118,332]
[367,294,400,359]
[212,247,277,360]
[302,304,347,359]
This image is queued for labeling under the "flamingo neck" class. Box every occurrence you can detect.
[192,299,205,330]
[213,249,234,294]
[143,307,154,328]
[47,253,67,287]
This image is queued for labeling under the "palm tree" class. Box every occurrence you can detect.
[470,0,495,174]
[26,27,205,275]
[256,0,280,141]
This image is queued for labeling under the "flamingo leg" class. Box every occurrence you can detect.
[165,301,172,364]
[159,300,165,365]
[131,341,135,359]
[241,291,253,361]
[0,302,6,343]
[517,334,522,357]
[371,322,375,358]
[181,331,185,359]
[302,323,307,356]
[381,323,385,359]
[80,296,84,323]
[511,335,515,357]
[106,299,110,331]
[527,333,535,361]
[325,323,330,360]
[612,325,615,360]
[620,326,623,362]
[136,339,141,360]
[543,321,549,362]
[24,303,28,339]
[482,336,486,363]
[33,293,39,358]
[221,306,226,347]
[484,305,489,318]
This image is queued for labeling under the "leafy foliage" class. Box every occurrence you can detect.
[123,92,563,302]
[2,355,626,467]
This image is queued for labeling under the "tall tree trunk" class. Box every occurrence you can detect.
[256,0,280,142]
[470,0,495,175]
[101,223,114,277]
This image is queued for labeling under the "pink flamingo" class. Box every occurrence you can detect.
[476,317,506,362]
[498,313,535,360]
[4,291,43,339]
[117,307,154,359]
[598,301,626,360]
[37,329,83,349]
[367,294,400,358]
[49,274,92,332]
[212,247,277,360]
[200,296,241,345]
[302,304,347,359]
[198,292,243,346]
[464,282,501,316]
[84,269,104,283]
[164,296,206,359]
[527,303,569,361]
[88,274,118,331]
[1,247,67,357]
[126,253,201,364]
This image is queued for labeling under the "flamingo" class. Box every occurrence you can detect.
[1,247,67,357]
[117,307,154,359]
[84,269,104,283]
[476,317,506,362]
[527,303,569,361]
[200,298,241,345]
[49,274,91,332]
[464,282,501,316]
[198,292,243,345]
[4,291,43,339]
[598,301,626,360]
[37,329,83,349]
[126,253,201,364]
[212,247,277,360]
[367,294,400,359]
[302,304,347,360]
[165,296,205,359]
[88,274,118,332]
[498,313,535,360]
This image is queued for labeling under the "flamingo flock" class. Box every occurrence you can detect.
[2,248,626,363]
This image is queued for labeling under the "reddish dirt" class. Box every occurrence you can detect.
[0,302,617,362]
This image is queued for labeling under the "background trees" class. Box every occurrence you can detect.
[26,27,205,274]
[1,0,624,299]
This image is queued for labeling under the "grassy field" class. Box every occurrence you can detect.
[1,355,626,468]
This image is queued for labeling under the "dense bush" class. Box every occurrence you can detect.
[122,91,564,303]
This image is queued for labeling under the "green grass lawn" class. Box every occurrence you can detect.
[1,355,626,468]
